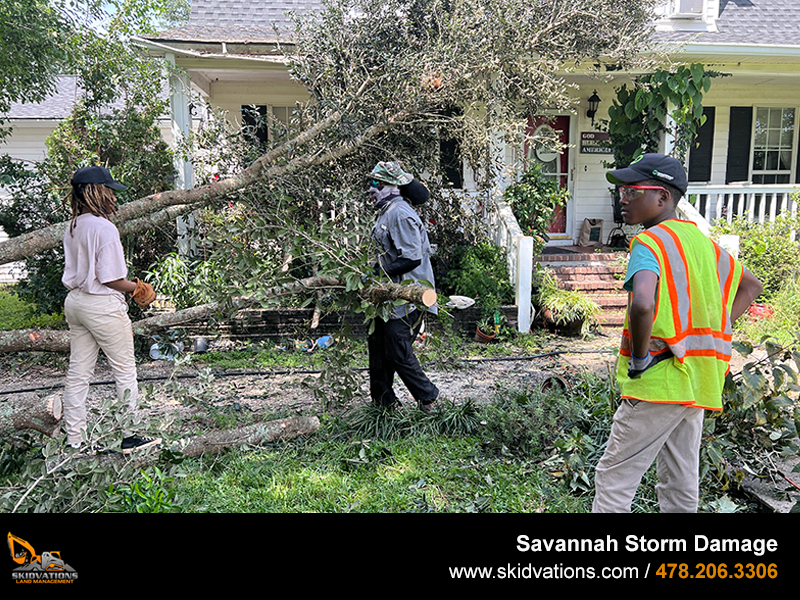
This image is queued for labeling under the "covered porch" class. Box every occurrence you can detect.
[488,182,798,333]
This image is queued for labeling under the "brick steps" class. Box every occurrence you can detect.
[536,249,629,328]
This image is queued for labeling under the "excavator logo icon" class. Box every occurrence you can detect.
[7,532,78,583]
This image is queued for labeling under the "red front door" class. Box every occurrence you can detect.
[525,116,570,234]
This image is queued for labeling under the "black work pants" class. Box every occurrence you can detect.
[367,314,439,406]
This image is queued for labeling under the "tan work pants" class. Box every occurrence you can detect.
[63,290,138,444]
[593,399,705,513]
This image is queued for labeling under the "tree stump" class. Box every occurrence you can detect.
[0,394,62,438]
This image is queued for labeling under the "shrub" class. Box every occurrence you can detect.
[503,164,570,255]
[0,289,64,330]
[479,384,591,459]
[444,243,514,310]
[713,215,800,299]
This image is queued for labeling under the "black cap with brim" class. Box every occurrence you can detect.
[606,153,687,195]
[71,166,127,190]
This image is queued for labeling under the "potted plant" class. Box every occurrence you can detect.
[535,268,600,337]
[474,313,497,343]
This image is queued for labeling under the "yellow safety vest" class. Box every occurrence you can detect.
[617,219,744,410]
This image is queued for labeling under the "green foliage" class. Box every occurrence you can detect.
[701,340,800,500]
[734,274,800,346]
[602,64,723,166]
[478,382,601,459]
[337,398,482,440]
[444,243,514,311]
[146,253,223,310]
[304,338,366,411]
[114,467,182,513]
[503,164,570,255]
[535,267,600,336]
[0,289,64,330]
[0,396,178,513]
[0,0,71,132]
[713,215,800,300]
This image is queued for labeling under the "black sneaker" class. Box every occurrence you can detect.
[121,436,161,454]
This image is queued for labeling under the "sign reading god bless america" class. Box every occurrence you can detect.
[580,131,613,154]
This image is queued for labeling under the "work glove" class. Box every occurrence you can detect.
[627,350,674,379]
[131,277,157,308]
[627,351,653,379]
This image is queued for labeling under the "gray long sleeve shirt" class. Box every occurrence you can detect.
[372,196,438,318]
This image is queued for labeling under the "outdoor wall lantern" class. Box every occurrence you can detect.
[586,90,601,125]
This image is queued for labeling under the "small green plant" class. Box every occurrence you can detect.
[503,164,570,255]
[114,466,182,513]
[534,268,600,336]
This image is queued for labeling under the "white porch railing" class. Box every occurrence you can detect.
[684,183,799,225]
[485,197,534,333]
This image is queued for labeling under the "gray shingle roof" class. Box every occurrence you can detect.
[6,76,80,120]
[149,0,323,44]
[655,0,800,47]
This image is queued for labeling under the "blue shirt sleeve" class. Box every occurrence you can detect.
[623,242,660,292]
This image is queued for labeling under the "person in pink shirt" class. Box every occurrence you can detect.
[62,166,160,453]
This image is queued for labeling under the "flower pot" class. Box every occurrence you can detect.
[541,307,585,336]
[474,326,496,344]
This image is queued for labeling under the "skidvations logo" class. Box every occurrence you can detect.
[7,532,78,584]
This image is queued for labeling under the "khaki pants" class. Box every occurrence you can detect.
[593,400,704,513]
[63,290,138,444]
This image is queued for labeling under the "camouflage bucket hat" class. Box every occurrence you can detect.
[368,161,414,186]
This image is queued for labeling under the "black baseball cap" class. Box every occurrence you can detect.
[71,166,127,190]
[606,153,687,195]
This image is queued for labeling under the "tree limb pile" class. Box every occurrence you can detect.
[0,276,437,353]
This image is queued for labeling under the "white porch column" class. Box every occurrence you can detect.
[166,53,196,256]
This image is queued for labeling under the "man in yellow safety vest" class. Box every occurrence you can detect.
[593,153,763,513]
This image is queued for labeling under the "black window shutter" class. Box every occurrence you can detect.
[726,107,752,184]
[688,107,715,182]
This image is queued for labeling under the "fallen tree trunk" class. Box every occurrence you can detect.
[0,276,437,353]
[73,416,321,468]
[178,415,320,457]
[0,393,62,438]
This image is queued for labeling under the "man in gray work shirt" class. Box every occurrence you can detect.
[367,161,439,412]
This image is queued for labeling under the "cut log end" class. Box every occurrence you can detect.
[421,288,437,307]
